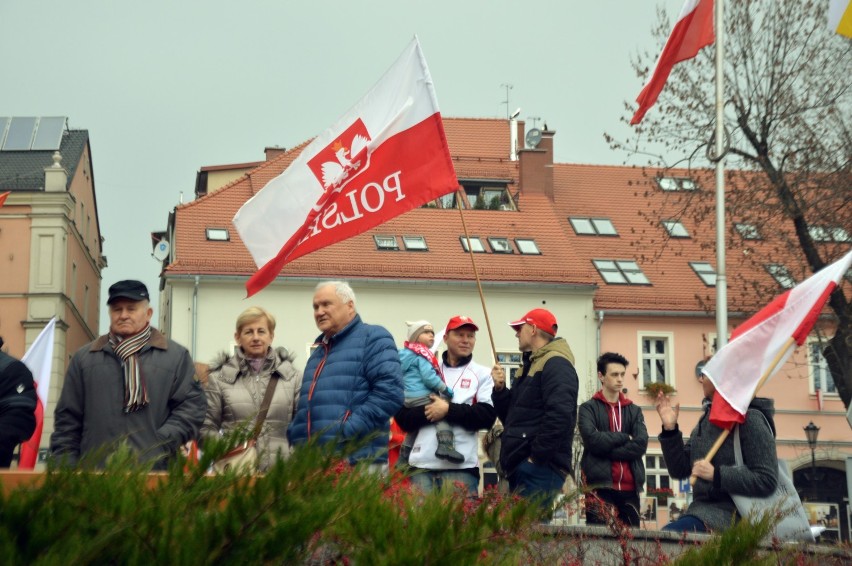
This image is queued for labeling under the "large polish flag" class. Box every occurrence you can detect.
[630,0,715,125]
[829,0,852,38]
[18,317,56,469]
[703,250,852,428]
[234,37,458,297]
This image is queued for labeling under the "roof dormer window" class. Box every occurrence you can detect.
[662,220,689,238]
[374,235,399,250]
[205,228,230,241]
[487,237,513,254]
[460,236,486,253]
[569,217,617,236]
[593,259,651,285]
[656,176,696,191]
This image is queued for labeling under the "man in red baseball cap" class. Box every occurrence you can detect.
[395,314,497,496]
[492,308,578,516]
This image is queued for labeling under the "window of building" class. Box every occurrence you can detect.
[593,259,651,285]
[205,228,230,241]
[662,220,689,238]
[402,235,428,251]
[639,333,673,388]
[734,222,761,240]
[809,339,837,395]
[459,236,485,253]
[766,263,795,289]
[515,238,541,255]
[569,217,617,236]
[645,454,672,493]
[690,262,716,286]
[809,225,852,243]
[656,177,696,191]
[463,182,515,210]
[496,351,523,387]
[373,235,399,250]
[487,237,513,254]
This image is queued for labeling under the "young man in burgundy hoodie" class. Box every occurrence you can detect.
[578,352,648,526]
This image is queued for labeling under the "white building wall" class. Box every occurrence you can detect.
[162,277,598,400]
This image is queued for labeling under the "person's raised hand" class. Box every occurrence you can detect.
[654,390,679,431]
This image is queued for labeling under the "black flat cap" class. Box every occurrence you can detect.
[107,280,150,304]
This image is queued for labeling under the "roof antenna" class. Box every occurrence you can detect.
[500,83,513,120]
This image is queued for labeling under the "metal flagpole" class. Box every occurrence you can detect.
[714,0,728,348]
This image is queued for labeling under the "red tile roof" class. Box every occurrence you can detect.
[165,117,849,313]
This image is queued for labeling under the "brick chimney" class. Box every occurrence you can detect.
[518,129,555,201]
[265,146,287,161]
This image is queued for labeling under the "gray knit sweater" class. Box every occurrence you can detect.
[658,397,778,531]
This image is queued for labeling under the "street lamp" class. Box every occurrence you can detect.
[803,421,820,496]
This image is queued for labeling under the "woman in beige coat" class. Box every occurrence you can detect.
[202,307,302,472]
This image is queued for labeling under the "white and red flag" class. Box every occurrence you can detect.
[234,37,458,296]
[0,191,10,208]
[18,317,56,469]
[703,250,852,429]
[630,0,715,125]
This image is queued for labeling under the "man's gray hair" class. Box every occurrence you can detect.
[316,280,356,307]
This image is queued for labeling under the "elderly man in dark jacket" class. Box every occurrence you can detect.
[50,280,206,470]
[492,309,578,513]
[288,281,403,469]
[578,352,648,526]
[0,337,37,467]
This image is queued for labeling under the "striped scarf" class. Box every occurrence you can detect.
[110,325,152,413]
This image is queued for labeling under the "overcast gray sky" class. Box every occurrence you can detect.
[1,0,682,333]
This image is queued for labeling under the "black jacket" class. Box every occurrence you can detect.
[578,394,647,493]
[493,338,578,478]
[0,351,37,467]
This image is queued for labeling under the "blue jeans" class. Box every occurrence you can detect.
[410,468,479,496]
[508,460,565,511]
[662,514,708,533]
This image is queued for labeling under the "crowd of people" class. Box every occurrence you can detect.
[0,277,782,534]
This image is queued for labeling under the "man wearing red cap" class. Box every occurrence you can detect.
[492,308,578,514]
[395,315,497,495]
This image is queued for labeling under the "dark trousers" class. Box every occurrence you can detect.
[585,488,640,527]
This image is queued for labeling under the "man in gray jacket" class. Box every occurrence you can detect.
[50,280,206,469]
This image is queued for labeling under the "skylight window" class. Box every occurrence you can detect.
[205,228,230,241]
[488,237,513,254]
[766,263,795,289]
[690,262,716,286]
[593,259,651,285]
[569,217,617,236]
[809,225,852,243]
[515,238,541,255]
[662,220,689,238]
[402,236,428,251]
[734,223,761,240]
[460,236,485,253]
[373,235,399,250]
[656,177,696,191]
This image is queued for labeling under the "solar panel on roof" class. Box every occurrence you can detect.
[31,117,66,150]
[2,117,37,150]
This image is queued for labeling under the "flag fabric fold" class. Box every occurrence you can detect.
[18,317,57,469]
[829,0,852,38]
[703,250,852,429]
[0,191,10,208]
[630,0,715,125]
[233,37,458,296]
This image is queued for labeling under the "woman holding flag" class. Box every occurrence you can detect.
[654,377,778,533]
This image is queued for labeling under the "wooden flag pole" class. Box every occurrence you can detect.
[456,189,497,363]
[689,336,797,485]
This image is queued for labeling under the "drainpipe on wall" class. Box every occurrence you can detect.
[596,310,604,359]
[191,276,199,359]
